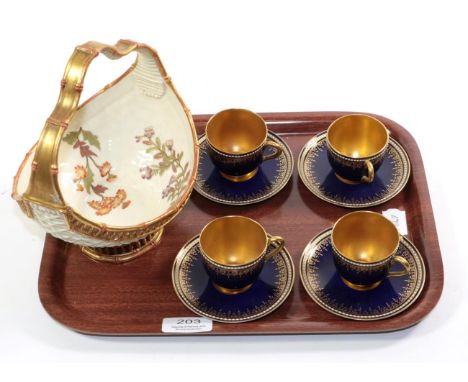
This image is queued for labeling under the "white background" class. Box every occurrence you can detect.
[0,0,466,364]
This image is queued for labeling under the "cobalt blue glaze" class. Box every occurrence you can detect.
[327,148,386,183]
[301,229,424,320]
[195,133,292,205]
[314,239,408,314]
[202,149,277,197]
[305,135,402,206]
[201,254,265,291]
[188,246,283,316]
[333,251,395,287]
[207,144,264,177]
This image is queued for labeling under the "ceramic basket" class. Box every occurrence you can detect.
[12,40,199,262]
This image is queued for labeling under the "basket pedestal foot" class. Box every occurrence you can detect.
[81,228,164,264]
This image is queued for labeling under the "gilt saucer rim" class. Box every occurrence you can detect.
[194,131,294,206]
[299,228,426,321]
[298,131,411,208]
[172,234,295,323]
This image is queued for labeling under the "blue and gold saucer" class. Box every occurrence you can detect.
[298,132,411,208]
[300,229,425,321]
[194,132,293,205]
[172,235,294,323]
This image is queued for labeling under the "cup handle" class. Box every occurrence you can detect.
[265,235,285,261]
[360,160,375,183]
[262,140,283,162]
[387,255,410,277]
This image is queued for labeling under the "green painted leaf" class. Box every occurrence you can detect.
[155,137,161,148]
[82,130,101,150]
[63,131,79,145]
[84,164,94,194]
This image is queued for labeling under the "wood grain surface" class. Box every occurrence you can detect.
[37,112,444,335]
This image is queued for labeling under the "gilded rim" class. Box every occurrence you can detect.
[298,132,411,208]
[81,228,164,263]
[14,40,200,241]
[331,211,400,266]
[205,108,268,155]
[172,235,295,323]
[194,131,293,206]
[299,228,426,321]
[199,215,269,269]
[207,142,264,159]
[326,114,390,159]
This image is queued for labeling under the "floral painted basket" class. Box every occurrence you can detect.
[12,40,199,263]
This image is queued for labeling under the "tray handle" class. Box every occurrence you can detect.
[23,39,169,211]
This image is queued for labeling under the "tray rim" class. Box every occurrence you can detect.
[37,111,444,336]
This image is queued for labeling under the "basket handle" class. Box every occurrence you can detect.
[23,40,169,210]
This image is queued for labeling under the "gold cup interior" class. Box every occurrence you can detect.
[206,109,267,154]
[327,114,388,158]
[332,211,399,263]
[199,216,267,266]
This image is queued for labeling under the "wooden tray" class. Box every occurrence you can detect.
[38,112,444,335]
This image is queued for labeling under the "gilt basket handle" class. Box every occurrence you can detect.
[23,40,168,210]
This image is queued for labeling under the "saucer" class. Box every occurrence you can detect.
[298,132,411,208]
[172,235,295,323]
[299,229,425,321]
[194,131,293,205]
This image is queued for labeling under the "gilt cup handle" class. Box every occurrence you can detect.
[262,140,283,162]
[388,255,410,277]
[360,160,375,183]
[265,235,285,261]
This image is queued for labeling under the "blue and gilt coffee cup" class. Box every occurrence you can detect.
[199,215,285,295]
[331,211,410,291]
[327,114,389,184]
[205,109,283,182]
